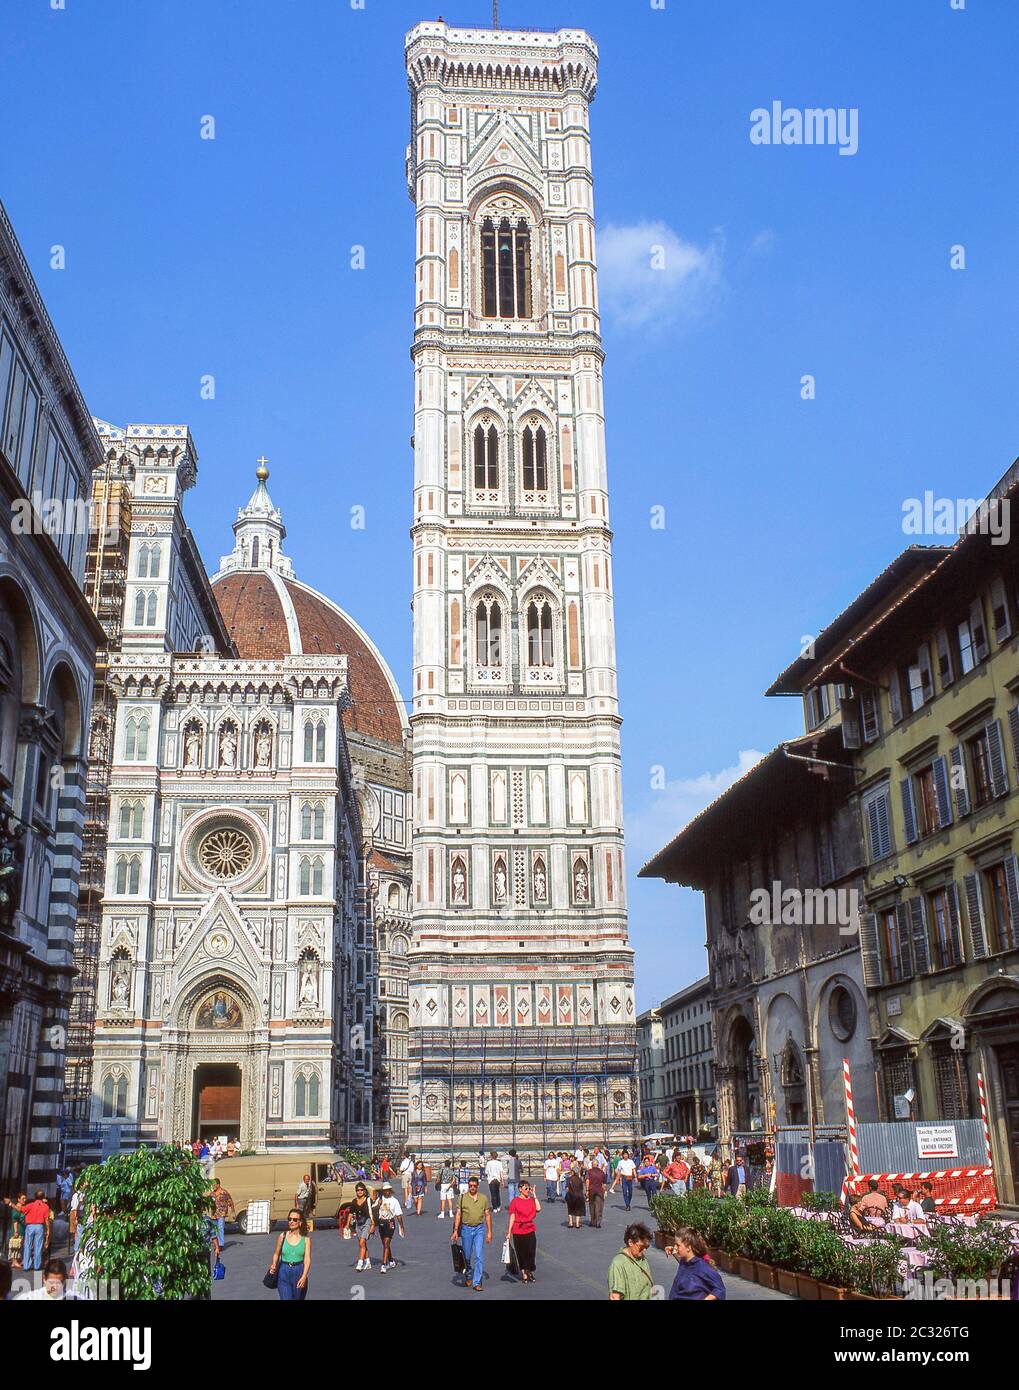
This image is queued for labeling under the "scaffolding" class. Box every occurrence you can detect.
[63,472,131,1138]
[410,1024,638,1158]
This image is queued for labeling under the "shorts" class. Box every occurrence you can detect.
[440,1184,455,1201]
[378,1219,396,1240]
[352,1220,372,1242]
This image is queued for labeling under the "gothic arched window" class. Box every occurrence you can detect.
[526,598,554,668]
[133,590,145,625]
[522,424,548,492]
[119,800,143,838]
[473,423,500,490]
[475,594,503,667]
[102,1072,128,1119]
[251,536,260,567]
[304,719,327,763]
[481,216,532,319]
[124,715,149,761]
[146,591,157,626]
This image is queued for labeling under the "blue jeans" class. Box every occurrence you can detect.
[620,1177,633,1209]
[507,1181,518,1203]
[460,1223,485,1287]
[545,1180,556,1201]
[24,1224,45,1270]
[277,1261,306,1300]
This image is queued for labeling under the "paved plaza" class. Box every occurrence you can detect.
[210,1189,792,1302]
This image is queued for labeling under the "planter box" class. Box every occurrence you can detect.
[736,1257,757,1283]
[776,1269,799,1297]
[819,1282,846,1301]
[796,1275,821,1300]
[754,1262,779,1291]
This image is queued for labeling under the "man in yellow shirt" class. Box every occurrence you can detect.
[451,1174,492,1291]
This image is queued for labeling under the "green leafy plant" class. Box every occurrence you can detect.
[78,1145,213,1300]
[800,1191,839,1212]
[850,1234,906,1297]
[916,1218,1016,1284]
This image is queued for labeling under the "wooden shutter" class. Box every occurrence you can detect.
[970,597,989,662]
[861,688,880,743]
[907,895,930,974]
[917,643,934,703]
[894,901,914,977]
[932,755,953,829]
[963,872,989,960]
[946,881,965,964]
[990,577,1011,643]
[865,798,882,862]
[900,777,918,845]
[875,790,893,859]
[935,628,954,687]
[889,671,903,724]
[859,912,883,987]
[1008,706,1019,783]
[986,719,1009,797]
[1004,855,1019,943]
[950,744,970,817]
[842,700,862,749]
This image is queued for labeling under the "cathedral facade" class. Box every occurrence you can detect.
[86,427,411,1152]
[404,22,637,1153]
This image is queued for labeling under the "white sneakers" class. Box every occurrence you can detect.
[355,1258,372,1271]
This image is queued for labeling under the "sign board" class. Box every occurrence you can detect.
[893,1094,911,1120]
[245,1200,271,1235]
[916,1124,958,1159]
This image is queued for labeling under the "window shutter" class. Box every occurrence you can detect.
[963,871,988,960]
[949,744,970,817]
[842,700,862,749]
[894,901,914,977]
[970,597,989,662]
[931,755,953,829]
[935,628,954,687]
[889,671,903,724]
[859,912,883,987]
[876,790,893,859]
[1008,706,1019,780]
[900,777,918,845]
[861,688,880,743]
[946,882,965,964]
[917,643,934,702]
[907,895,930,974]
[1004,855,1019,939]
[986,719,1009,797]
[990,577,1011,643]
[865,798,882,862]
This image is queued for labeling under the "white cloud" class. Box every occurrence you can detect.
[597,220,723,331]
[626,748,767,870]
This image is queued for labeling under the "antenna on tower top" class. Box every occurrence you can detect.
[493,0,499,30]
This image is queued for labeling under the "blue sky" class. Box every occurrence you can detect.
[3,0,1018,1007]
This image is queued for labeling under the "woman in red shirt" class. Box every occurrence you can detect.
[506,1178,542,1284]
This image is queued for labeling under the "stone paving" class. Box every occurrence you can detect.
[210,1188,792,1302]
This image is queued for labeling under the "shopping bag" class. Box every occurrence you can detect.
[451,1241,467,1275]
[213,1259,226,1281]
[500,1238,511,1265]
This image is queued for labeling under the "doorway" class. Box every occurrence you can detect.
[192,1063,242,1142]
[996,1044,1019,1199]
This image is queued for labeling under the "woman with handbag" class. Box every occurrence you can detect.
[267,1209,311,1299]
[506,1178,541,1284]
[343,1182,376,1272]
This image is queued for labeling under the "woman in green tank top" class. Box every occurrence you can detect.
[269,1209,312,1299]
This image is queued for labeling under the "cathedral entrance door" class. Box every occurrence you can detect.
[193,1063,242,1141]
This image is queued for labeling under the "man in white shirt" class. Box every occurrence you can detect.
[16,1258,81,1300]
[485,1151,504,1212]
[543,1152,560,1202]
[891,1186,927,1225]
[399,1153,414,1209]
[610,1149,638,1211]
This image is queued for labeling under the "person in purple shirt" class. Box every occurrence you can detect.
[665,1227,727,1301]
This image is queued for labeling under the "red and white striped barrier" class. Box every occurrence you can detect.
[843,1057,859,1176]
[977,1072,994,1167]
[845,1168,996,1209]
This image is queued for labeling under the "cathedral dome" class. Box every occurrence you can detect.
[211,465,406,748]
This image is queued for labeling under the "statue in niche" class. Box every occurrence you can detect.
[533,857,547,903]
[299,957,319,1007]
[184,724,202,768]
[573,858,589,904]
[218,724,237,769]
[493,857,507,904]
[451,857,467,905]
[254,725,273,768]
[110,958,131,1008]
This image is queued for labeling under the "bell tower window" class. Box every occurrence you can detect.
[473,424,499,490]
[522,424,548,491]
[481,216,532,319]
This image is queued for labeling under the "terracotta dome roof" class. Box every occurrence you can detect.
[212,570,406,746]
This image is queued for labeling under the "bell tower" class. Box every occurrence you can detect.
[405,20,636,1152]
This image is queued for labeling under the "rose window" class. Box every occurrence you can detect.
[198,827,254,880]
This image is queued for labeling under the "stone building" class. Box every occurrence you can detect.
[658,977,715,1139]
[793,466,1019,1200]
[0,197,103,1192]
[637,1007,665,1135]
[404,20,636,1154]
[86,433,408,1152]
